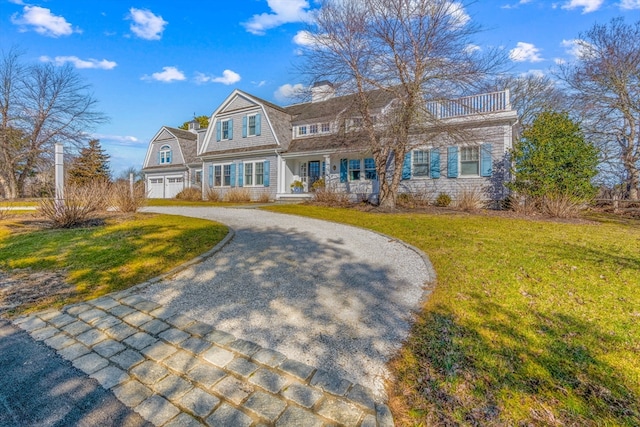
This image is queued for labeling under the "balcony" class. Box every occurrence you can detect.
[426,90,512,119]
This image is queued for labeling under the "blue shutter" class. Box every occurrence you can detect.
[208,165,213,187]
[256,113,261,136]
[401,151,412,180]
[230,163,236,187]
[340,159,347,183]
[430,148,440,179]
[481,143,492,177]
[238,163,244,187]
[242,116,247,138]
[448,147,459,178]
[263,160,270,187]
[228,119,233,140]
[216,122,221,142]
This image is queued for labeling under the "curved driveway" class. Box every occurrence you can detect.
[140,207,434,396]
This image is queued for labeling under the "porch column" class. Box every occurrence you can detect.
[324,155,331,178]
[279,156,287,194]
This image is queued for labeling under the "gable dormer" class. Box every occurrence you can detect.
[199,90,291,156]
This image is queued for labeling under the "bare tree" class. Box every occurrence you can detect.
[482,74,568,127]
[0,48,107,198]
[559,18,640,200]
[299,0,505,208]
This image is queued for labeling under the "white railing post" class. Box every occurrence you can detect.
[54,143,64,212]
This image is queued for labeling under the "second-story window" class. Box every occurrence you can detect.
[160,145,172,164]
[321,122,330,133]
[298,125,307,136]
[310,124,318,134]
[221,120,230,140]
[248,115,257,136]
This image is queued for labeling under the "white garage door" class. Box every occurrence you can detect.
[165,176,184,198]
[148,177,164,198]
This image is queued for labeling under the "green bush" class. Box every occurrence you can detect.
[435,192,452,207]
[509,111,598,203]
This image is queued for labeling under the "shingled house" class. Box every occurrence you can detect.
[143,83,519,203]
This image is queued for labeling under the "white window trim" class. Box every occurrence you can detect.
[160,145,172,164]
[243,160,265,187]
[212,163,233,187]
[412,149,430,179]
[221,119,231,141]
[459,146,480,177]
[247,113,258,137]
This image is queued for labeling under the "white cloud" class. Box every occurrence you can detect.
[194,70,241,85]
[40,55,117,70]
[142,66,186,82]
[243,0,313,35]
[11,6,76,37]
[252,80,267,87]
[520,69,546,78]
[554,57,566,65]
[92,134,140,145]
[501,0,533,9]
[128,8,167,40]
[620,0,640,9]
[274,83,306,102]
[447,2,470,27]
[561,39,590,59]
[561,0,604,13]
[293,30,316,47]
[464,44,481,54]
[509,42,543,62]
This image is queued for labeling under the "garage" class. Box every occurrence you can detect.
[165,176,184,198]
[146,175,185,198]
[148,177,164,198]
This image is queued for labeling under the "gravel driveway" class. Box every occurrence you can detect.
[139,207,434,397]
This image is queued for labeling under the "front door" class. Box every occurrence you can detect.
[308,161,321,189]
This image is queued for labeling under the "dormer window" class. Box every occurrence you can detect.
[321,122,330,133]
[310,124,318,134]
[160,145,172,164]
[298,125,307,136]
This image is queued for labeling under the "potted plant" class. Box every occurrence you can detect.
[290,180,304,193]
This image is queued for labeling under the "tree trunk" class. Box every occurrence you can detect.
[627,166,639,200]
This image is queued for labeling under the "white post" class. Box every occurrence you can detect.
[54,143,64,210]
[129,172,134,198]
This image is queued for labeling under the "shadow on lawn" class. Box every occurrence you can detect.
[394,296,640,426]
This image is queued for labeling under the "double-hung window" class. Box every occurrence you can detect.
[364,158,377,180]
[309,124,318,134]
[298,125,307,136]
[413,150,430,177]
[244,161,265,186]
[460,146,480,176]
[221,120,231,140]
[214,165,222,186]
[159,145,172,164]
[248,115,257,137]
[349,159,361,181]
[223,164,231,186]
[321,122,330,133]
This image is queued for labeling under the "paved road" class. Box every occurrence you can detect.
[140,207,434,396]
[0,319,149,427]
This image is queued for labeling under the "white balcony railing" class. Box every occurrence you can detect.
[426,89,511,119]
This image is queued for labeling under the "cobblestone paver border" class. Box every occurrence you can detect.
[14,292,394,426]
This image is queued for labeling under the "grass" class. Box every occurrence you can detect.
[0,213,228,315]
[263,204,640,426]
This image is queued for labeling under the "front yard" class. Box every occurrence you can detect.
[0,213,228,316]
[265,204,640,426]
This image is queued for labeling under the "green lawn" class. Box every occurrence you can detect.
[0,213,228,315]
[264,205,640,426]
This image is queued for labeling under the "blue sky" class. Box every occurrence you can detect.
[1,0,638,175]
